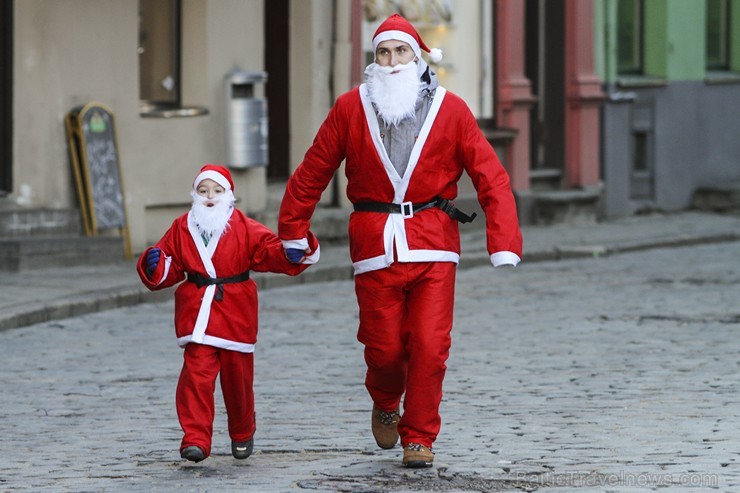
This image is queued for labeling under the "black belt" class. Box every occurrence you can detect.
[353,197,477,224]
[186,270,250,301]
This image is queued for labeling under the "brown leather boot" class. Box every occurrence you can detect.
[402,443,434,468]
[371,405,400,449]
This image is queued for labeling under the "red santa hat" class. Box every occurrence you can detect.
[193,164,234,191]
[372,13,443,63]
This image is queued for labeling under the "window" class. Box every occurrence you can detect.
[137,0,206,117]
[617,0,644,75]
[706,0,730,70]
[138,0,180,111]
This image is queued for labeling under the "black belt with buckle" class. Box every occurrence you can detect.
[353,197,477,223]
[186,270,250,301]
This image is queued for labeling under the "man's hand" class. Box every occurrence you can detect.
[284,248,307,263]
[145,248,161,277]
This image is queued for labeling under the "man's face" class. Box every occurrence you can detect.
[375,40,416,68]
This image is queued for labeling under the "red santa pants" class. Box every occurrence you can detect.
[176,343,255,457]
[354,260,456,448]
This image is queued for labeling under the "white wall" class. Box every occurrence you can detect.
[13,0,267,252]
[14,0,139,211]
[289,0,336,205]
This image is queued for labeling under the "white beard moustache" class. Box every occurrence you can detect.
[189,190,235,237]
[366,61,421,127]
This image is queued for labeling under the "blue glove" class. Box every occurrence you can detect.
[145,248,161,277]
[285,248,306,263]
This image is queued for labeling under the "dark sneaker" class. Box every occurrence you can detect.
[180,445,206,463]
[231,439,254,459]
[402,443,434,468]
[371,405,400,449]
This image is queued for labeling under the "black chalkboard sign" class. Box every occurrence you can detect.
[65,102,131,259]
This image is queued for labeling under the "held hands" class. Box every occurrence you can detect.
[285,247,308,264]
[145,248,161,278]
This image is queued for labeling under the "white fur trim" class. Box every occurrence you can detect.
[194,170,232,191]
[302,244,321,264]
[353,255,393,275]
[186,209,231,343]
[491,251,521,267]
[177,337,256,354]
[359,84,404,186]
[281,238,320,264]
[428,48,443,63]
[352,250,459,275]
[281,238,309,250]
[401,250,459,263]
[191,285,215,344]
[373,30,421,59]
[393,87,447,202]
[155,255,172,286]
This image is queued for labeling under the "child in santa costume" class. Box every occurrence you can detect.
[137,164,319,463]
[278,14,523,467]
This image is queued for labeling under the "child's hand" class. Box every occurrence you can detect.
[146,248,161,277]
[284,248,307,263]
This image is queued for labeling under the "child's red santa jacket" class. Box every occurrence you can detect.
[137,209,319,352]
[279,85,522,274]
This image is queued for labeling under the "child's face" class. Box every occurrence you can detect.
[195,179,226,206]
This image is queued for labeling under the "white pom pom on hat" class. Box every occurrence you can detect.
[372,13,444,63]
[428,48,443,63]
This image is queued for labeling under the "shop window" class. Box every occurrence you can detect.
[706,0,730,70]
[138,0,207,117]
[617,0,644,75]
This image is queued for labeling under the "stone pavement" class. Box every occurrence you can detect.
[1,210,740,331]
[0,238,738,492]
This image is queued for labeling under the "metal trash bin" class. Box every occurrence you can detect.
[224,69,268,168]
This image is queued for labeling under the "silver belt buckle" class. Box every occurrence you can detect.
[401,201,414,219]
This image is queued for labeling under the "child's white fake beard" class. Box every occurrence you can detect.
[189,190,235,237]
[366,61,421,127]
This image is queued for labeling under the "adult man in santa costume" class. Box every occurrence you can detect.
[137,164,319,463]
[279,14,522,467]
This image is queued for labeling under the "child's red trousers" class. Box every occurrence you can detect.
[354,261,456,449]
[176,343,255,457]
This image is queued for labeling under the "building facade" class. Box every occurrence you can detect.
[596,0,740,216]
[1,0,739,259]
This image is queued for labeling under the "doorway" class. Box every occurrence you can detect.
[0,0,12,195]
[525,0,565,187]
[264,0,290,181]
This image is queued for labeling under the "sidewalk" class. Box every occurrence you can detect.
[1,210,739,331]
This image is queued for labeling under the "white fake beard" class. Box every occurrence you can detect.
[366,61,421,127]
[189,190,235,237]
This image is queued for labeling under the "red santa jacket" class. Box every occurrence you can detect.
[137,208,319,352]
[279,84,522,275]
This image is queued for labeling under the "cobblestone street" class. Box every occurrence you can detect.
[1,241,739,492]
